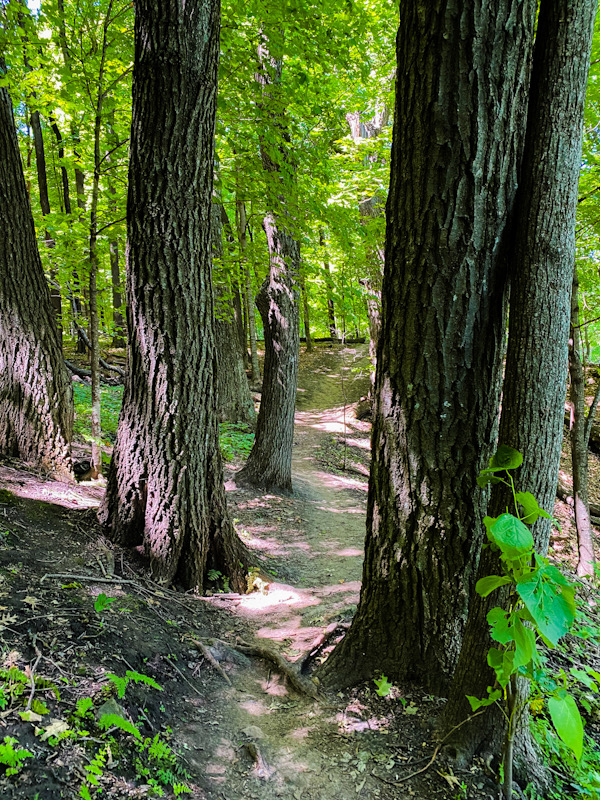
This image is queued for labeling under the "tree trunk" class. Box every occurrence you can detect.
[570,266,596,576]
[299,268,313,351]
[319,228,337,339]
[443,0,596,780]
[235,39,300,494]
[107,113,126,349]
[0,80,73,480]
[212,204,256,427]
[318,0,537,695]
[236,198,260,385]
[99,0,247,592]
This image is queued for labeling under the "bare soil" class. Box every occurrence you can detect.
[0,343,596,800]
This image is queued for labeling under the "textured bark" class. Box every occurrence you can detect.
[299,269,313,351]
[212,205,256,427]
[236,199,260,385]
[99,0,247,592]
[0,82,73,479]
[570,268,596,577]
[443,0,597,774]
[319,0,537,694]
[235,216,300,493]
[235,39,300,494]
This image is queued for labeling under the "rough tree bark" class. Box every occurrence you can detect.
[99,0,247,591]
[319,0,537,694]
[442,0,597,780]
[235,38,300,494]
[0,79,73,479]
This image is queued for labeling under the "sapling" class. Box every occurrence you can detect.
[469,446,583,799]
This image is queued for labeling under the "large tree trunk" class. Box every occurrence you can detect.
[0,80,73,480]
[235,39,300,494]
[319,0,537,695]
[99,0,247,592]
[443,0,596,781]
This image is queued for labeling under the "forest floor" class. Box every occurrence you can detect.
[0,343,598,800]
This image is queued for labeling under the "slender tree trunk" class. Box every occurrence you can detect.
[299,268,312,351]
[100,0,247,592]
[570,267,596,576]
[86,1,114,479]
[235,39,300,494]
[0,79,73,479]
[212,203,256,427]
[319,0,537,694]
[30,109,63,343]
[49,115,71,215]
[107,114,125,349]
[237,198,260,384]
[319,228,337,339]
[443,0,596,782]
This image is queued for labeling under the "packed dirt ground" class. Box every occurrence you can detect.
[0,343,598,800]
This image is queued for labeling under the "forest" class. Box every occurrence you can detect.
[2,0,600,798]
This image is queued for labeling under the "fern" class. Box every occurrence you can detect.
[125,670,162,692]
[0,667,60,699]
[75,697,94,718]
[0,736,33,776]
[99,712,142,740]
[173,782,192,795]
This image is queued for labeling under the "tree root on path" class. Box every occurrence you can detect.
[188,636,321,699]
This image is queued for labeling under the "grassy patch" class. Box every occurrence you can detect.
[72,385,254,461]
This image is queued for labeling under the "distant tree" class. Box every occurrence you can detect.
[235,38,300,494]
[99,0,247,591]
[0,77,73,479]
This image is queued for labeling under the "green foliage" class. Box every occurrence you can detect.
[470,446,594,798]
[73,384,124,443]
[219,423,255,462]
[373,674,392,697]
[94,592,117,615]
[106,669,163,699]
[98,712,142,740]
[0,736,33,776]
[207,569,230,593]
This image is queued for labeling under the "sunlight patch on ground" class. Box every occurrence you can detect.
[308,469,368,492]
[238,587,310,611]
[239,697,272,717]
[0,466,103,509]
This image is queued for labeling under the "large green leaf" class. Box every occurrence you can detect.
[490,445,523,471]
[512,616,537,669]
[489,514,534,559]
[516,566,576,647]
[476,575,512,597]
[487,607,513,645]
[548,693,584,761]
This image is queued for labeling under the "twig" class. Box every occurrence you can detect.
[390,710,486,784]
[187,637,233,687]
[163,655,205,696]
[25,637,42,712]
[41,572,138,585]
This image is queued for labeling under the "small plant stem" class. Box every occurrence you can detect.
[502,673,517,799]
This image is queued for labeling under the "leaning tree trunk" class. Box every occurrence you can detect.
[443,0,596,782]
[0,79,73,480]
[235,39,300,494]
[318,0,537,695]
[99,0,247,592]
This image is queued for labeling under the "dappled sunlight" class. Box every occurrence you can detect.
[0,463,103,509]
[238,696,272,717]
[238,586,312,611]
[260,673,288,696]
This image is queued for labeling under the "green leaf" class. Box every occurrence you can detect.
[373,674,392,697]
[98,713,142,740]
[476,575,512,597]
[548,694,584,760]
[477,471,503,488]
[512,617,537,669]
[487,607,513,645]
[489,445,523,471]
[516,565,576,647]
[489,514,534,559]
[515,491,551,524]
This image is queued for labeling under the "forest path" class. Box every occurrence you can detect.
[220,344,372,662]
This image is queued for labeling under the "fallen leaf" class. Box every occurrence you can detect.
[20,710,43,722]
[23,596,40,610]
[40,719,70,741]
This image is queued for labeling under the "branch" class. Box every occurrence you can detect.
[72,322,125,377]
[96,216,126,235]
[584,378,600,446]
